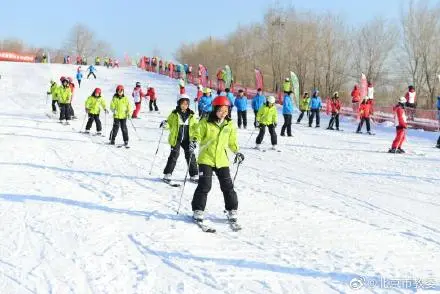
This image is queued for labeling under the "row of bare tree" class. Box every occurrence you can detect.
[175,0,440,109]
[0,23,113,64]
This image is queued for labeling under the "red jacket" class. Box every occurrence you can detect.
[147,88,156,101]
[393,104,407,128]
[351,86,361,103]
[359,102,372,118]
[330,99,341,113]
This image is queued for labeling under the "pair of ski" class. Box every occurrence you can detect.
[254,147,282,153]
[192,212,242,233]
[80,131,105,137]
[161,178,198,187]
[355,131,376,135]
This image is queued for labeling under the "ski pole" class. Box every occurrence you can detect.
[245,127,257,146]
[129,118,141,140]
[233,161,242,185]
[148,128,165,175]
[79,113,87,132]
[177,152,194,215]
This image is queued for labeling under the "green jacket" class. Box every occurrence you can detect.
[58,85,72,104]
[85,96,106,115]
[166,109,198,147]
[196,118,239,168]
[300,97,311,111]
[49,83,59,101]
[257,104,278,125]
[110,95,131,119]
[283,81,292,92]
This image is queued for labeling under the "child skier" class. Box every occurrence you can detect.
[308,90,322,127]
[76,70,83,88]
[131,82,145,118]
[251,88,266,128]
[58,77,72,124]
[191,95,244,222]
[87,65,97,79]
[256,95,278,150]
[109,85,131,146]
[147,87,159,111]
[281,93,294,136]
[234,89,248,129]
[327,92,342,130]
[67,77,77,119]
[161,94,199,183]
[47,80,59,114]
[296,92,310,123]
[356,97,373,134]
[389,97,408,153]
[84,88,108,135]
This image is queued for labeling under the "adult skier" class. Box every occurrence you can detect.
[405,85,417,121]
[84,88,108,135]
[109,85,131,146]
[191,95,244,222]
[161,94,199,183]
[76,70,83,88]
[251,88,266,128]
[327,92,342,130]
[389,97,408,153]
[234,89,248,129]
[198,88,213,118]
[296,92,310,124]
[356,97,373,134]
[308,90,322,127]
[147,87,159,111]
[255,95,278,150]
[281,93,294,136]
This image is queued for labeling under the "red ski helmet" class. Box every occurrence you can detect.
[94,88,102,96]
[212,96,230,107]
[60,76,66,82]
[116,85,124,92]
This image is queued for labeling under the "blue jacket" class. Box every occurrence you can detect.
[234,96,248,111]
[226,93,235,108]
[88,65,96,73]
[309,96,322,110]
[198,95,213,113]
[437,98,440,110]
[76,72,83,80]
[282,95,294,114]
[252,94,266,111]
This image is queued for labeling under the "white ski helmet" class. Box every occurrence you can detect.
[177,94,190,104]
[267,95,276,104]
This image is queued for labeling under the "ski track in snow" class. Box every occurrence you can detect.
[0,62,439,293]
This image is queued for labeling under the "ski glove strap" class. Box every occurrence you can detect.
[159,120,167,128]
[234,152,245,164]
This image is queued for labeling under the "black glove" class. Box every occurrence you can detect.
[47,91,51,95]
[159,120,167,128]
[255,121,260,127]
[189,141,197,153]
[234,152,245,164]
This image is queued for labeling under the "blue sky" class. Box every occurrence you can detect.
[0,0,403,60]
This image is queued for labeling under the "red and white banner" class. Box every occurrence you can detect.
[0,51,35,63]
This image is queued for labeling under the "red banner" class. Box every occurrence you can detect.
[0,51,35,63]
[255,68,264,90]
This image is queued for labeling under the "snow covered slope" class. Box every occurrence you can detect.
[0,62,439,294]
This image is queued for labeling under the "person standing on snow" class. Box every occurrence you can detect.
[58,77,72,124]
[87,65,97,79]
[234,89,248,129]
[405,85,417,121]
[296,92,310,124]
[47,80,59,114]
[147,87,159,111]
[109,85,131,146]
[281,92,294,136]
[76,70,83,88]
[67,77,77,119]
[160,94,199,183]
[308,90,322,127]
[327,92,342,131]
[191,95,244,222]
[198,88,213,118]
[179,78,185,94]
[351,84,361,115]
[255,95,278,150]
[131,82,145,119]
[251,88,266,128]
[84,88,108,135]
[356,97,373,134]
[389,97,408,153]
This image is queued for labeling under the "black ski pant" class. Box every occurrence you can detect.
[52,100,59,112]
[163,140,198,177]
[85,113,102,132]
[237,111,247,128]
[297,110,309,123]
[69,104,75,118]
[256,124,277,145]
[357,117,371,132]
[87,72,96,79]
[109,118,129,143]
[309,109,320,127]
[253,110,258,127]
[281,114,292,136]
[149,100,159,111]
[328,113,339,129]
[437,135,440,146]
[59,103,70,121]
[191,164,238,212]
[77,79,81,88]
